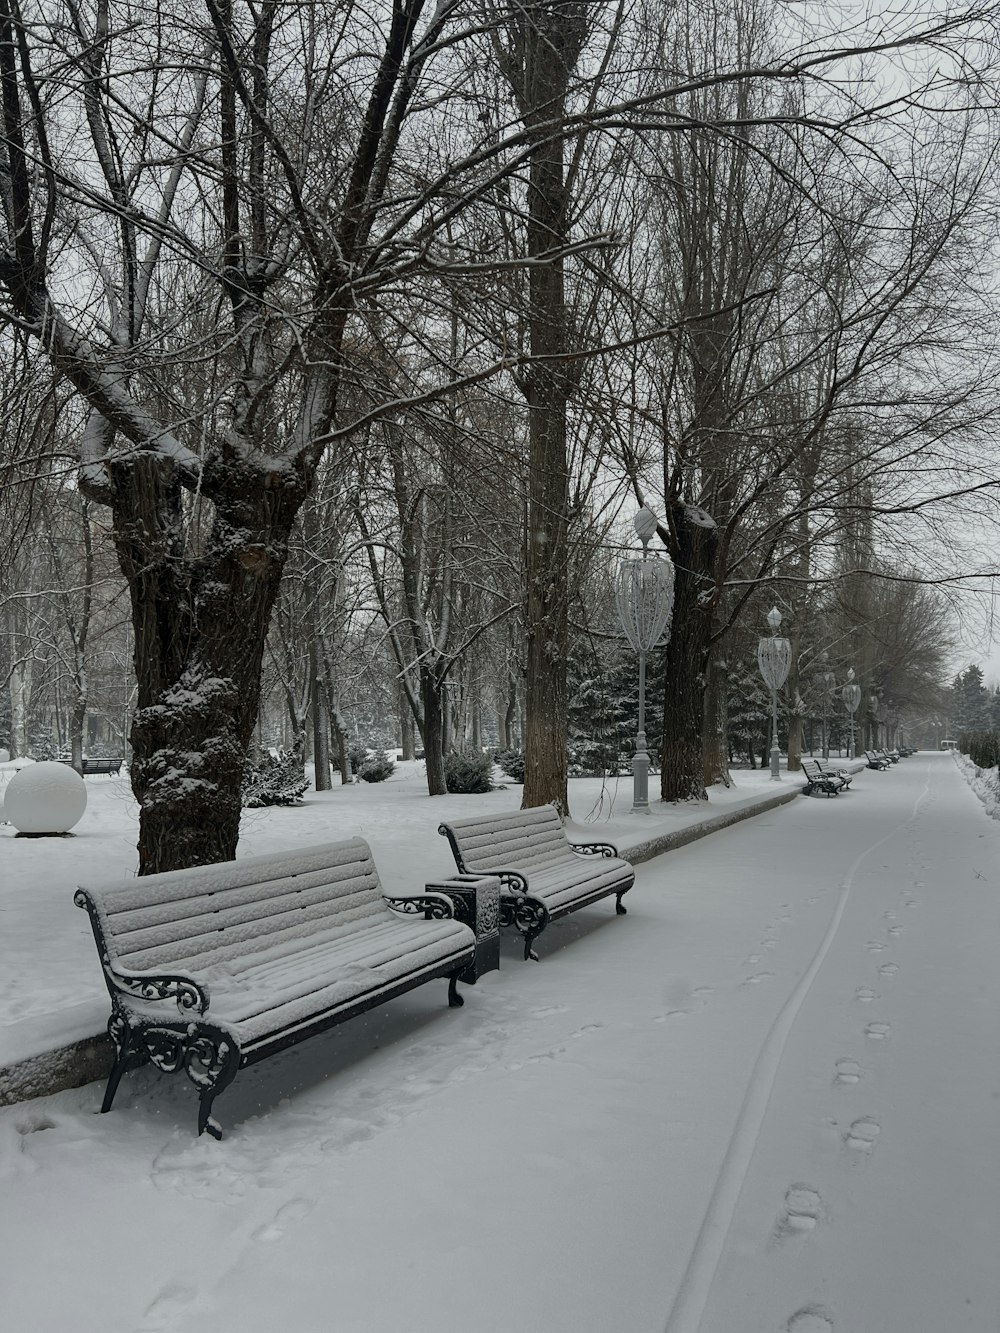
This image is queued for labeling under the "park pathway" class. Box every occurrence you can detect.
[667,750,1000,1333]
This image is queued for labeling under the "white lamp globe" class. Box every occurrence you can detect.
[3,761,88,834]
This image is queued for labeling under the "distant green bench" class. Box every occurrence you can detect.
[58,757,124,775]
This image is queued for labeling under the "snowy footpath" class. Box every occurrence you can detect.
[2,752,998,1332]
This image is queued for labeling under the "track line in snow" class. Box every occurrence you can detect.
[663,768,934,1333]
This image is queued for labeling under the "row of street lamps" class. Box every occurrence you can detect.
[616,507,879,807]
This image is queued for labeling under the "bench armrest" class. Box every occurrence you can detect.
[569,841,619,860]
[384,892,457,921]
[105,967,210,1016]
[74,887,210,1015]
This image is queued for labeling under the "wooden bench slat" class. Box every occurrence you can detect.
[100,860,382,932]
[106,876,384,953]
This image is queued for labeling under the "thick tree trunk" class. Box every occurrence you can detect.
[420,673,447,796]
[112,454,301,875]
[331,705,352,783]
[506,2,587,820]
[520,132,571,817]
[398,681,416,760]
[504,680,518,750]
[8,648,31,759]
[702,647,731,788]
[660,503,719,802]
[69,688,87,774]
[310,643,332,791]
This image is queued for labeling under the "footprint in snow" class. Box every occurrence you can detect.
[786,1307,835,1333]
[135,1282,197,1332]
[878,962,899,978]
[834,1058,862,1085]
[865,1021,891,1040]
[318,1117,380,1153]
[887,925,903,937]
[655,984,713,1020]
[865,941,886,953]
[773,1184,823,1240]
[742,972,775,986]
[854,986,878,1003]
[253,1196,316,1243]
[844,1116,881,1153]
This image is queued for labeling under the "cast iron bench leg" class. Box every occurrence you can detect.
[102,1027,140,1114]
[615,890,629,916]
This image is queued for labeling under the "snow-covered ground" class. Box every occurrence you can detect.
[0,760,785,1067]
[3,751,998,1333]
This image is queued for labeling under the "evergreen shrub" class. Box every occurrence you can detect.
[495,748,525,782]
[358,753,394,782]
[242,748,308,807]
[959,730,1000,769]
[444,751,496,793]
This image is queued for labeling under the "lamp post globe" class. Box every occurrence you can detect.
[756,607,792,780]
[616,508,674,813]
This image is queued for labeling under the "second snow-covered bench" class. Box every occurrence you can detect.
[438,805,635,960]
[75,839,494,1138]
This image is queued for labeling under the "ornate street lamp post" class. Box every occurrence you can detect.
[616,506,675,813]
[757,607,791,781]
[842,668,861,759]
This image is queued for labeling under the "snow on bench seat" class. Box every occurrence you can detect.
[438,805,634,959]
[75,838,476,1138]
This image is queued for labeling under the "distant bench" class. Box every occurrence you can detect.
[438,804,635,960]
[58,757,124,776]
[75,839,499,1138]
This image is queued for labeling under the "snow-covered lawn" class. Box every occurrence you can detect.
[4,752,998,1333]
[0,761,784,1067]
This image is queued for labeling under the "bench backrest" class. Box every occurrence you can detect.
[77,838,391,976]
[440,805,573,875]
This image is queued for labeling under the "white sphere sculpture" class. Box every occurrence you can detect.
[3,761,88,834]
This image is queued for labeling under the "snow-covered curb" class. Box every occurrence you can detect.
[0,784,801,1108]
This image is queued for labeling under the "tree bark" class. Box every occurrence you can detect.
[702,645,731,788]
[112,453,302,874]
[420,672,447,795]
[660,502,719,802]
[510,3,588,817]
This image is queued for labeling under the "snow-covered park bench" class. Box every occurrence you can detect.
[800,757,851,796]
[864,750,891,770]
[437,805,634,961]
[75,839,499,1139]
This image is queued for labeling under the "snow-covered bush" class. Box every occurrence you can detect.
[958,730,1000,770]
[444,751,496,793]
[954,749,1000,820]
[495,748,525,782]
[241,748,308,807]
[330,741,369,776]
[357,754,394,783]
